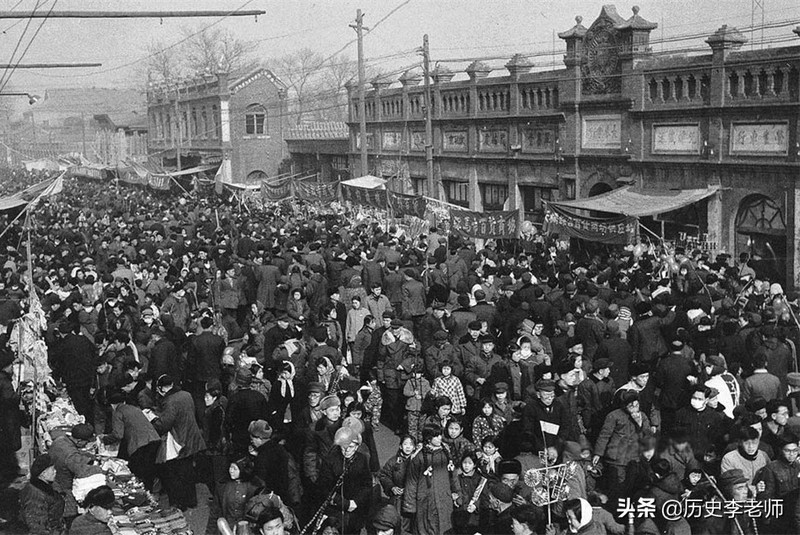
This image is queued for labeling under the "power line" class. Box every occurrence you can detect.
[0,0,45,91]
[0,0,59,94]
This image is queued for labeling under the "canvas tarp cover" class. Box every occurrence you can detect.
[548,186,719,217]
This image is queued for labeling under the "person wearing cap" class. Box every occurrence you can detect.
[226,366,270,456]
[489,342,536,403]
[304,394,343,485]
[577,357,615,442]
[594,390,653,487]
[451,296,478,344]
[18,453,65,535]
[594,320,632,388]
[160,283,191,332]
[523,379,570,454]
[401,268,427,331]
[463,333,502,402]
[49,423,103,524]
[318,425,372,533]
[377,318,415,433]
[627,299,676,364]
[186,315,226,421]
[69,485,115,535]
[101,391,161,491]
[417,301,455,353]
[253,253,281,314]
[147,326,180,387]
[703,468,759,535]
[51,322,97,426]
[150,374,206,510]
[424,330,462,379]
[654,338,696,434]
[757,432,800,533]
[249,420,299,507]
[262,313,294,370]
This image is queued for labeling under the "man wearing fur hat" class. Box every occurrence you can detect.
[250,419,299,508]
[318,426,372,534]
[304,394,343,484]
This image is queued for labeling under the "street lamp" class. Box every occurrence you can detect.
[0,92,40,105]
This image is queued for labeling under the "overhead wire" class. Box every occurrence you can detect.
[0,0,58,94]
[0,0,45,91]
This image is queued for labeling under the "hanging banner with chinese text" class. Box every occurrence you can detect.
[342,184,388,209]
[543,203,636,244]
[261,178,293,202]
[148,174,172,191]
[449,209,519,239]
[294,179,339,203]
[388,190,426,218]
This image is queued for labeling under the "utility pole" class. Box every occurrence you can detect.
[350,9,368,177]
[174,87,182,171]
[422,34,436,199]
[80,111,87,157]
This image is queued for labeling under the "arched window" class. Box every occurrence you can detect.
[245,104,267,135]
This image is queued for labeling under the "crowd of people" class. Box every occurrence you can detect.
[0,168,798,535]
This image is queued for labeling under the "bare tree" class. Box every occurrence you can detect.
[182,27,260,79]
[317,54,357,121]
[271,48,326,125]
[142,40,185,87]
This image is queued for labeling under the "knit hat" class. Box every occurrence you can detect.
[30,453,54,480]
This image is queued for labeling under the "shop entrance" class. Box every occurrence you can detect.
[735,194,786,284]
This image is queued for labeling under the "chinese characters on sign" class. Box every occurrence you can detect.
[294,180,338,203]
[479,129,508,151]
[443,130,468,152]
[450,209,519,239]
[388,191,426,218]
[730,122,788,155]
[355,132,375,150]
[382,131,403,150]
[652,124,700,154]
[261,179,292,201]
[543,204,635,245]
[617,497,783,520]
[342,184,388,210]
[522,127,556,153]
[582,115,622,149]
[411,131,426,152]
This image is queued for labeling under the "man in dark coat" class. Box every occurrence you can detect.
[51,323,97,425]
[654,340,696,435]
[148,327,181,384]
[185,315,225,421]
[594,322,632,388]
[401,269,427,332]
[250,419,300,508]
[0,350,20,491]
[226,368,270,456]
[523,379,570,453]
[628,302,676,364]
[263,314,294,373]
[150,374,206,510]
[675,385,729,460]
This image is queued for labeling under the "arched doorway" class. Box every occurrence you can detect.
[246,170,268,183]
[588,181,613,197]
[735,194,786,284]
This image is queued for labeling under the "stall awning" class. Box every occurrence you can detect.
[548,185,719,217]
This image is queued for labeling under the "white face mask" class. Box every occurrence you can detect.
[690,399,705,411]
[520,347,532,357]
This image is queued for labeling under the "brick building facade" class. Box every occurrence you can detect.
[147,68,288,182]
[346,5,800,287]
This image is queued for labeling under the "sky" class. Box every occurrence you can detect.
[1,0,799,104]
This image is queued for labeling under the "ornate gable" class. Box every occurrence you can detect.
[581,5,625,95]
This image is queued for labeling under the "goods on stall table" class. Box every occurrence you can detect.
[109,506,192,535]
[37,395,84,452]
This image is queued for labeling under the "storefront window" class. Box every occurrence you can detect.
[480,183,508,211]
[443,180,469,208]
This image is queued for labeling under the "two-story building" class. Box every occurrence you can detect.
[346,5,800,287]
[147,68,288,182]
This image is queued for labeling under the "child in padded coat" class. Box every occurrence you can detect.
[378,435,417,535]
[403,363,431,441]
